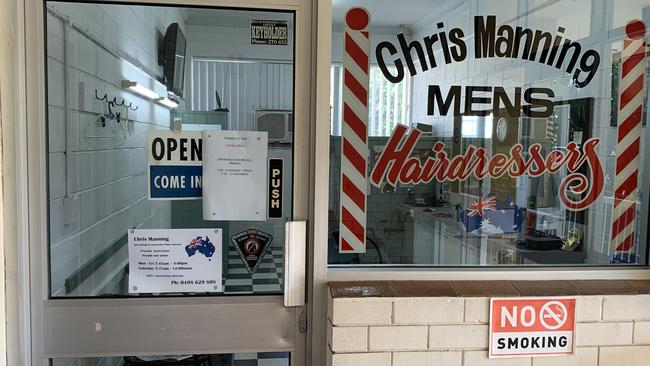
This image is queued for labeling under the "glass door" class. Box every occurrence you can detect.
[24,0,312,364]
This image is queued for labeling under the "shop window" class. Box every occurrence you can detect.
[327,0,650,267]
[330,64,409,136]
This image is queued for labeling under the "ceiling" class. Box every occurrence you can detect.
[332,0,452,27]
[182,8,293,28]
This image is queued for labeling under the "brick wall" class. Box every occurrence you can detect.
[327,281,650,366]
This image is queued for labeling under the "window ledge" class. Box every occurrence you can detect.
[328,280,650,298]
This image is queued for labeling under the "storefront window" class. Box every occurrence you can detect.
[328,0,650,267]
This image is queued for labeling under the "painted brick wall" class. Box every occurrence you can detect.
[328,292,650,366]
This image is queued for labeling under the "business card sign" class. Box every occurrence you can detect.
[251,19,288,45]
[489,297,576,358]
[128,229,223,293]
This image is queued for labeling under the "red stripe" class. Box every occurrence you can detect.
[361,31,369,39]
[620,74,644,110]
[611,204,636,239]
[614,170,638,206]
[344,69,368,106]
[618,105,642,142]
[342,174,365,211]
[615,232,635,252]
[341,206,365,242]
[340,237,354,251]
[622,43,646,77]
[343,104,367,142]
[343,138,366,177]
[345,33,369,73]
[616,137,640,175]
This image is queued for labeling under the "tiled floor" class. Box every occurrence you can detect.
[224,246,284,293]
[233,352,290,366]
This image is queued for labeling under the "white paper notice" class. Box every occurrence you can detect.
[128,229,223,293]
[202,130,268,221]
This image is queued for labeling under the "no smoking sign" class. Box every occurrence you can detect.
[489,297,576,358]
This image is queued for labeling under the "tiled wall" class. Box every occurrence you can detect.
[46,2,185,297]
[328,281,650,366]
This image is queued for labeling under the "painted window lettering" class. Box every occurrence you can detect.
[370,125,604,211]
[376,15,600,87]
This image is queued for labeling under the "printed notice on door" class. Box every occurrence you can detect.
[202,130,268,221]
[128,229,223,293]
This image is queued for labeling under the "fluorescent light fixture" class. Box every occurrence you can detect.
[157,97,179,109]
[122,80,160,100]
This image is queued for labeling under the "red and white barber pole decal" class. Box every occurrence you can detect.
[611,20,646,261]
[339,8,370,253]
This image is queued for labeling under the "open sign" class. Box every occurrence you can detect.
[489,297,576,358]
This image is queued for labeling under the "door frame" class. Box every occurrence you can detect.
[21,0,315,364]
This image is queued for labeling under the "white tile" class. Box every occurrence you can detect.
[331,298,393,326]
[329,325,368,353]
[603,295,650,321]
[576,322,633,346]
[532,347,597,366]
[429,324,488,349]
[599,345,650,366]
[393,351,461,366]
[331,353,391,366]
[369,326,428,351]
[394,297,464,325]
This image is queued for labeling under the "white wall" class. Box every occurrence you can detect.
[46,2,185,297]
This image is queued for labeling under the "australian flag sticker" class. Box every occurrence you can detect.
[231,229,273,273]
[185,236,216,258]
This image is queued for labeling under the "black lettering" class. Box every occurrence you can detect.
[152,137,165,160]
[398,33,428,76]
[465,86,492,116]
[428,85,462,116]
[523,87,554,117]
[531,336,540,348]
[475,15,496,58]
[495,24,514,57]
[529,30,553,63]
[423,34,439,68]
[449,27,467,62]
[559,336,568,347]
[437,22,453,64]
[493,87,521,116]
[507,338,518,349]
[166,138,177,161]
[179,138,188,161]
[573,49,600,88]
[497,338,506,349]
[191,138,202,161]
[376,41,405,83]
[513,26,533,59]
[556,38,581,74]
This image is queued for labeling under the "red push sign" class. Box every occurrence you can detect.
[489,297,576,358]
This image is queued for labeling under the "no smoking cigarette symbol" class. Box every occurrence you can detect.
[540,301,568,330]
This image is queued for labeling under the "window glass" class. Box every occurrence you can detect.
[52,352,290,366]
[328,0,650,266]
[46,2,294,296]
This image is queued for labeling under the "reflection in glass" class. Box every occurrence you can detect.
[46,2,294,297]
[328,0,649,267]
